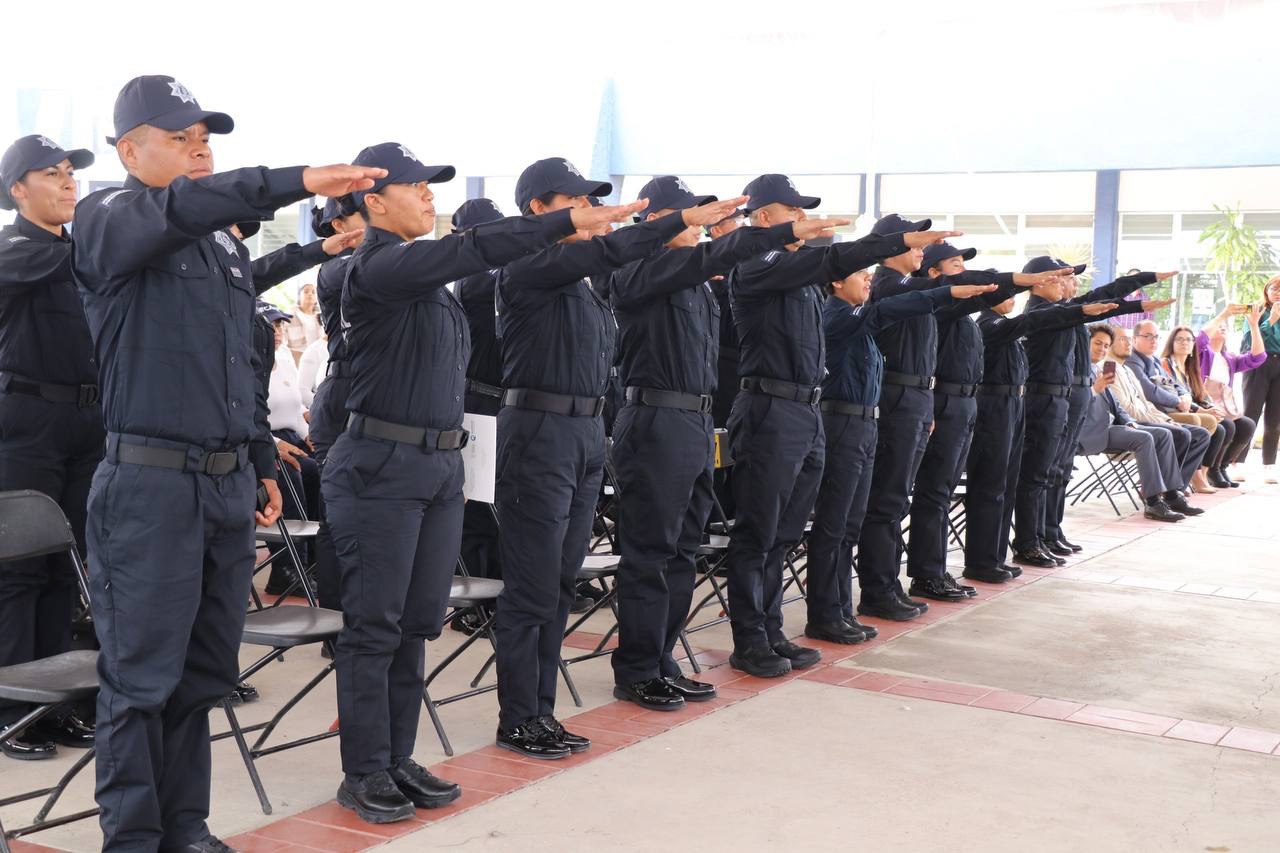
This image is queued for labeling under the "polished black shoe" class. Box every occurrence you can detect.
[539,715,590,752]
[893,586,929,613]
[234,683,259,704]
[30,714,94,748]
[0,725,56,761]
[569,593,594,614]
[908,576,968,602]
[962,565,1013,584]
[1012,548,1057,569]
[999,563,1023,579]
[729,644,792,678]
[804,620,867,645]
[770,639,821,669]
[942,574,977,598]
[1044,539,1074,557]
[449,607,485,636]
[1040,545,1067,566]
[844,615,878,640]
[1143,500,1184,522]
[337,769,416,824]
[614,678,685,711]
[1208,468,1233,489]
[1165,493,1204,516]
[1056,537,1084,553]
[496,719,570,760]
[389,757,461,808]
[857,596,923,622]
[176,834,237,852]
[666,675,717,702]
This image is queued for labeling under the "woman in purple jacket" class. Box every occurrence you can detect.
[1189,304,1265,482]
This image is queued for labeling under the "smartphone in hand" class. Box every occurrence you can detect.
[256,484,270,513]
[1102,361,1116,378]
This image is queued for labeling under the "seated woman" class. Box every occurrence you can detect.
[1192,304,1266,483]
[1162,325,1234,488]
[267,316,321,595]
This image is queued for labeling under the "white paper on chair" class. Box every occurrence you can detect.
[461,413,497,504]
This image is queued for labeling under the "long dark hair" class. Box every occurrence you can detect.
[1161,325,1206,400]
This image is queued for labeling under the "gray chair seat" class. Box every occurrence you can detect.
[578,554,620,579]
[257,519,320,543]
[697,534,730,556]
[242,605,343,647]
[448,577,503,608]
[0,650,99,705]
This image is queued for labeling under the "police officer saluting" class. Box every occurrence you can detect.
[0,134,100,759]
[73,75,384,852]
[609,176,840,710]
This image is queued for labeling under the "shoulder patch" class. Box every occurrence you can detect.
[100,189,132,207]
[7,235,29,243]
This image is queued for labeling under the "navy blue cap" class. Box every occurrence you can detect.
[235,221,261,239]
[920,242,976,273]
[633,175,715,222]
[1023,255,1086,276]
[107,76,233,145]
[256,301,292,324]
[0,135,94,211]
[350,142,455,207]
[452,198,505,233]
[587,195,603,207]
[741,174,819,213]
[310,195,355,238]
[871,213,932,236]
[515,158,611,214]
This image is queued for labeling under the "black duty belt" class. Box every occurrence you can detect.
[109,433,246,475]
[882,370,936,390]
[935,381,979,398]
[1073,374,1092,387]
[819,399,878,419]
[625,386,713,413]
[347,413,469,450]
[0,371,99,407]
[502,388,605,417]
[978,384,1026,398]
[1026,382,1072,398]
[739,376,821,405]
[466,379,504,399]
[326,359,352,378]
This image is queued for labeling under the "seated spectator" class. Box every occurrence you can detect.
[1105,325,1207,515]
[1079,324,1187,521]
[1128,320,1222,492]
[267,316,320,595]
[298,332,329,409]
[1197,304,1266,483]
[286,282,323,362]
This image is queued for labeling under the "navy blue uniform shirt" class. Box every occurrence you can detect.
[457,269,502,389]
[610,223,797,395]
[0,214,97,385]
[343,210,575,430]
[730,233,910,388]
[496,213,689,398]
[251,240,327,295]
[73,168,312,479]
[316,253,353,362]
[977,303,1088,387]
[1025,272,1156,385]
[822,286,954,407]
[931,277,1022,385]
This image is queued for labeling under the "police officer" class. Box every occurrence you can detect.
[706,210,746,428]
[609,176,837,710]
[73,74,383,851]
[962,282,1121,583]
[805,268,999,643]
[493,158,742,758]
[1014,261,1174,567]
[724,182,957,675]
[0,134,99,760]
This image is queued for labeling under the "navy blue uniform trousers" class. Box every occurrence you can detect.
[806,413,876,624]
[323,432,463,775]
[964,392,1025,571]
[495,408,604,730]
[610,405,715,684]
[856,385,933,600]
[907,393,977,580]
[87,437,254,851]
[1013,392,1068,552]
[1044,384,1090,542]
[724,392,824,650]
[0,393,103,725]
[307,374,352,611]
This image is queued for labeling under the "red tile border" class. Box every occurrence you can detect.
[1218,727,1280,754]
[1065,705,1179,736]
[1165,719,1231,745]
[1018,698,1088,720]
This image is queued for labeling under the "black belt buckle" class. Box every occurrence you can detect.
[926,376,937,390]
[435,429,470,451]
[699,394,713,414]
[807,386,822,405]
[202,451,237,476]
[1015,386,1025,398]
[591,396,606,417]
[78,384,100,407]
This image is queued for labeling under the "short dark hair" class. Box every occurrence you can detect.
[1089,322,1117,343]
[522,191,560,216]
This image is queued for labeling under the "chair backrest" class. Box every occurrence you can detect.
[0,490,77,563]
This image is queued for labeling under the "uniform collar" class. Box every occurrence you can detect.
[363,225,403,248]
[14,213,69,243]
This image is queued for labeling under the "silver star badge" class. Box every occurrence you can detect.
[168,81,196,104]
[37,136,57,149]
[397,144,418,161]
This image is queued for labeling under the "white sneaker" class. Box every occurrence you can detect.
[1264,464,1278,485]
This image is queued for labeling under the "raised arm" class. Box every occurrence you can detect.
[251,240,328,295]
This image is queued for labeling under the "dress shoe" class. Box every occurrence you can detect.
[234,683,259,704]
[942,574,977,598]
[729,644,792,678]
[0,725,56,760]
[337,770,416,824]
[31,714,94,748]
[1056,537,1083,553]
[770,638,821,669]
[893,586,929,613]
[569,593,594,614]
[614,678,685,711]
[666,675,717,701]
[1165,493,1204,516]
[857,596,923,622]
[1143,500,1184,522]
[1208,468,1233,489]
[962,565,1012,584]
[908,576,968,602]
[999,563,1023,578]
[1012,548,1057,569]
[496,719,570,760]
[804,620,867,645]
[538,715,590,752]
[175,834,237,852]
[1040,546,1067,566]
[449,608,485,636]
[1044,539,1074,557]
[844,615,878,639]
[389,757,462,808]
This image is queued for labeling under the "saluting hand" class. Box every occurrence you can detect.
[949,284,999,299]
[1013,267,1075,287]
[256,479,283,528]
[1153,271,1179,282]
[1141,297,1176,311]
[791,217,852,241]
[322,228,364,256]
[901,229,964,249]
[1082,302,1119,316]
[681,196,750,228]
[303,164,389,197]
[568,199,647,233]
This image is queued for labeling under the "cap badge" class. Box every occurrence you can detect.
[397,144,418,162]
[675,178,691,193]
[562,160,583,178]
[168,81,197,105]
[37,136,58,149]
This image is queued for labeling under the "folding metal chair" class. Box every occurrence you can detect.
[422,575,504,757]
[249,449,321,609]
[559,554,622,707]
[0,490,101,851]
